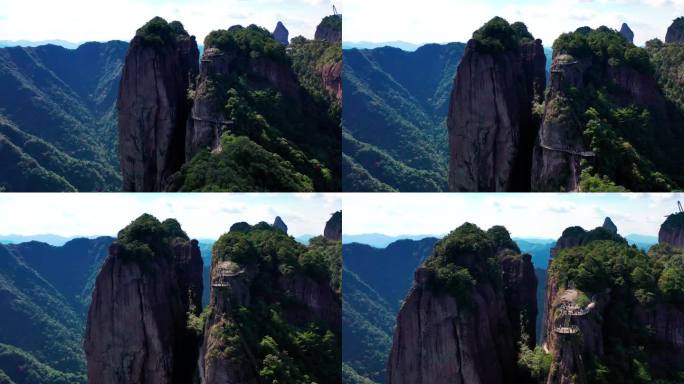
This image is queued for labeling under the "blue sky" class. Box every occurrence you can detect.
[0,0,339,43]
[343,193,683,239]
[0,193,341,239]
[344,0,684,46]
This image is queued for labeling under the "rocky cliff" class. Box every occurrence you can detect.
[666,17,684,43]
[500,252,538,350]
[530,53,590,192]
[84,214,203,384]
[532,26,678,192]
[118,18,340,192]
[315,15,342,43]
[659,212,684,248]
[448,18,545,191]
[387,223,536,384]
[198,221,341,384]
[620,23,634,43]
[324,210,342,241]
[543,217,684,383]
[273,21,289,46]
[118,18,199,192]
[184,30,300,159]
[322,58,342,102]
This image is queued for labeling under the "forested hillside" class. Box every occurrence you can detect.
[0,237,113,383]
[342,43,465,191]
[0,42,126,191]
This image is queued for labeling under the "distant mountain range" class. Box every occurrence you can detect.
[0,41,127,191]
[0,234,103,246]
[0,40,82,49]
[343,233,441,248]
[342,41,422,51]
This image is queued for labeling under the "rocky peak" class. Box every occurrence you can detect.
[387,223,535,383]
[198,221,341,383]
[324,210,342,241]
[84,214,203,384]
[448,18,545,191]
[666,17,684,43]
[273,21,289,46]
[659,212,684,248]
[543,228,684,383]
[602,217,617,234]
[185,25,300,159]
[315,14,342,43]
[620,23,634,43]
[118,17,199,192]
[551,224,625,258]
[273,215,288,233]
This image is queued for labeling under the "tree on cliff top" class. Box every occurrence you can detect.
[116,213,189,261]
[213,221,339,290]
[472,17,534,53]
[424,223,520,302]
[136,17,190,46]
[553,26,652,73]
[318,15,342,32]
[204,24,287,64]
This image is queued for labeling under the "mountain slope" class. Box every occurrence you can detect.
[342,43,465,191]
[0,237,113,383]
[0,41,127,191]
[342,238,438,383]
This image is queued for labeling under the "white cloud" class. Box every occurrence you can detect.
[0,193,341,239]
[0,0,335,42]
[343,0,683,46]
[343,193,684,239]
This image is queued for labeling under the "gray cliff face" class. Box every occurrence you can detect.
[278,273,341,330]
[386,267,516,384]
[660,226,684,249]
[118,35,199,192]
[500,253,538,348]
[531,54,590,192]
[185,47,300,160]
[546,333,588,384]
[634,303,684,363]
[659,213,684,248]
[84,240,203,384]
[315,16,342,43]
[199,262,258,384]
[273,21,289,46]
[322,59,342,102]
[620,23,634,43]
[666,18,684,43]
[448,39,545,192]
[324,211,342,241]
